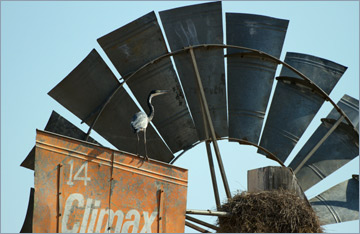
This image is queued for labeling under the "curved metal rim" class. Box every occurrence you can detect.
[84,43,358,156]
[225,137,286,167]
[169,137,286,167]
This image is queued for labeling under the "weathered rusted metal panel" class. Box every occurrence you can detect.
[309,176,359,225]
[48,49,174,162]
[21,111,99,170]
[259,52,347,162]
[97,12,199,153]
[289,95,359,191]
[159,1,227,140]
[33,130,188,233]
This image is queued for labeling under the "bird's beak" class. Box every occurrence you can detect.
[157,90,169,95]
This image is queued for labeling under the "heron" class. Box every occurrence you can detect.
[131,90,168,160]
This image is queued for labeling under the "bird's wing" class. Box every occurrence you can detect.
[130,111,148,132]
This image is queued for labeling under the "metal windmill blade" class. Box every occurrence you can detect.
[20,110,99,170]
[48,49,174,162]
[226,13,289,144]
[258,52,347,162]
[20,188,34,233]
[289,94,359,191]
[159,1,227,140]
[97,11,199,153]
[17,1,359,233]
[309,175,359,225]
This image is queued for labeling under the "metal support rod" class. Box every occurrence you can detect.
[189,47,231,199]
[107,153,115,232]
[158,188,165,233]
[196,75,221,208]
[205,141,221,208]
[294,116,345,174]
[185,215,219,231]
[56,164,62,233]
[186,209,229,217]
[185,221,211,233]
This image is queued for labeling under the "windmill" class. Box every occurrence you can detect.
[17,1,358,233]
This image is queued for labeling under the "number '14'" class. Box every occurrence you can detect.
[66,159,91,186]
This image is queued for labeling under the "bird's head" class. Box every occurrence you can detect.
[149,90,169,97]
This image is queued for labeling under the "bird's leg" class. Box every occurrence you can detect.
[136,131,140,156]
[144,128,149,161]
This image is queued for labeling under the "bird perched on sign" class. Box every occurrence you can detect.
[131,90,168,160]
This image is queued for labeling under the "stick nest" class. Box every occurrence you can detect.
[217,190,323,233]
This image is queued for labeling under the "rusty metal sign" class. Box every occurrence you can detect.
[226,13,288,144]
[33,130,188,233]
[48,49,174,162]
[289,94,359,191]
[97,12,199,153]
[259,52,347,162]
[159,1,227,140]
[309,175,359,225]
[21,111,100,170]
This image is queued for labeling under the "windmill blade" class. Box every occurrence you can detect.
[97,12,199,153]
[21,111,99,170]
[48,49,174,162]
[326,94,359,130]
[289,94,359,191]
[309,175,359,225]
[20,188,34,233]
[226,13,288,143]
[159,1,227,140]
[259,52,347,162]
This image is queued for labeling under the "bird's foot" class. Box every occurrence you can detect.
[143,155,149,161]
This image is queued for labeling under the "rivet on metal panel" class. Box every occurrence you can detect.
[56,164,63,233]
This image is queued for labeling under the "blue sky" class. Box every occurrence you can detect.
[1,1,359,233]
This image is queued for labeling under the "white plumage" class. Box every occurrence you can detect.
[130,90,168,160]
[131,111,149,133]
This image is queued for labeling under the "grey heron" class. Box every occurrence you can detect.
[131,90,168,160]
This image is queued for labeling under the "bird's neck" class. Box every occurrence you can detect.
[147,95,155,122]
